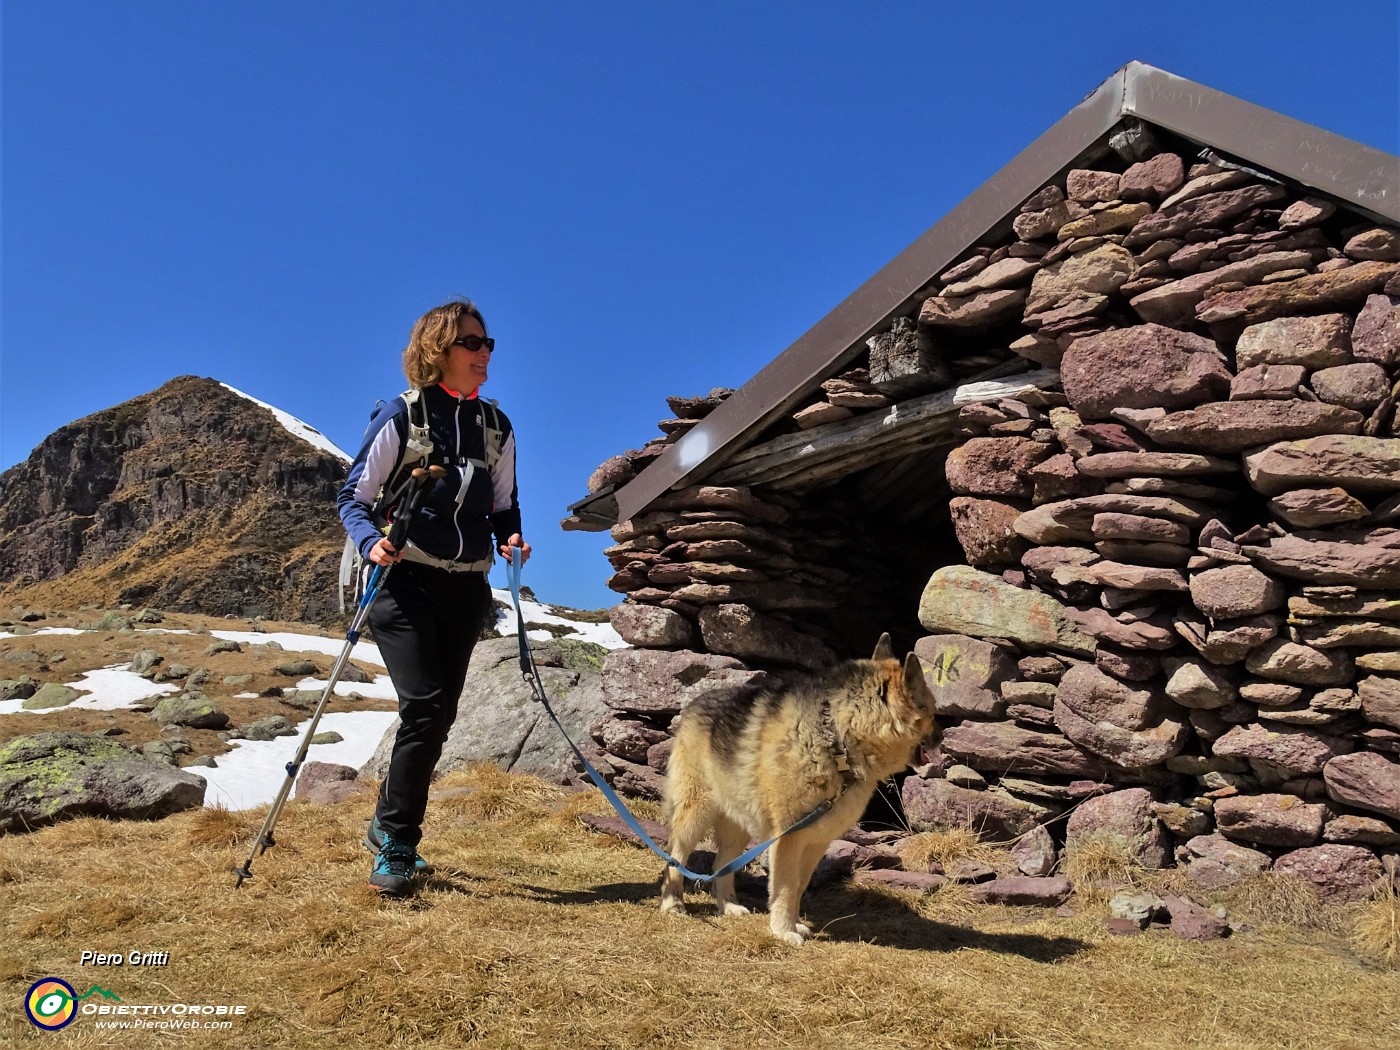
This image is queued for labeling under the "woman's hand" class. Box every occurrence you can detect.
[368,537,403,566]
[500,534,532,566]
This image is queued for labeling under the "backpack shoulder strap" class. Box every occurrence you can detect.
[479,396,504,470]
[398,388,434,469]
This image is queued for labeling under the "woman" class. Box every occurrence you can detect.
[337,297,530,896]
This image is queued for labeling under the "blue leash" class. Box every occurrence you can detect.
[505,551,835,883]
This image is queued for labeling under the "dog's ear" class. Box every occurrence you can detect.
[904,653,937,714]
[872,633,894,661]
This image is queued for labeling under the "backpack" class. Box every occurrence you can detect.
[337,388,504,612]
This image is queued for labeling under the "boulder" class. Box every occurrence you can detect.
[697,604,835,670]
[1310,362,1390,413]
[1065,787,1171,867]
[1189,565,1286,620]
[1268,488,1370,528]
[1010,824,1059,876]
[940,720,1111,779]
[920,287,1028,329]
[21,684,82,710]
[294,761,366,805]
[1053,697,1189,769]
[1164,895,1231,941]
[1233,313,1353,369]
[949,497,1030,567]
[1351,293,1400,367]
[599,644,773,718]
[1061,324,1230,419]
[1146,400,1363,454]
[966,876,1072,906]
[1130,251,1316,327]
[150,695,229,730]
[1244,639,1354,686]
[1067,606,1178,651]
[1243,435,1400,496]
[362,638,614,784]
[1162,656,1237,710]
[1273,844,1384,902]
[901,778,1056,840]
[608,603,696,649]
[1242,528,1400,589]
[1359,676,1400,731]
[1323,751,1400,821]
[1074,451,1236,477]
[0,731,206,832]
[1055,664,1162,731]
[1230,362,1308,401]
[1212,723,1353,782]
[1324,814,1400,847]
[1125,183,1284,246]
[917,566,1095,655]
[944,437,1054,498]
[1213,793,1328,848]
[1025,243,1137,317]
[913,634,1016,721]
[1248,436,1400,498]
[1198,262,1399,329]
[1015,493,1214,545]
[1176,833,1272,889]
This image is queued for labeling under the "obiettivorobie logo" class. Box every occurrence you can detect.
[24,979,121,1031]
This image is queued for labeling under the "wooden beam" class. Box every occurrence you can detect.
[710,368,1060,490]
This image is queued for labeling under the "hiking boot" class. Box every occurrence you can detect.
[364,817,434,875]
[368,837,418,897]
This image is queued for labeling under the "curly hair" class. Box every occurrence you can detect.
[401,298,489,388]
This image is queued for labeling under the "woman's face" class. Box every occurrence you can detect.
[441,315,491,394]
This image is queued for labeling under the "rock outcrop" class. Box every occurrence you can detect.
[0,376,348,622]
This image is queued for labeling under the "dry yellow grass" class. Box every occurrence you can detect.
[3,766,1398,1049]
[1353,882,1400,967]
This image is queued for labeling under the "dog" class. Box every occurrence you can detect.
[659,633,938,945]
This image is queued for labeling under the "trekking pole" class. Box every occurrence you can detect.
[233,464,446,888]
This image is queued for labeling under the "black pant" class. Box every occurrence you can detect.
[369,561,490,847]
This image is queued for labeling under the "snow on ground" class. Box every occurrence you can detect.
[1,603,615,808]
[0,627,88,640]
[195,710,399,811]
[295,674,398,701]
[207,630,387,666]
[0,664,179,715]
[221,382,351,462]
[490,587,625,649]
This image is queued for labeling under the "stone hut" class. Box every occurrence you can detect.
[563,62,1400,896]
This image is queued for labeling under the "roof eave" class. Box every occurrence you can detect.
[596,61,1399,528]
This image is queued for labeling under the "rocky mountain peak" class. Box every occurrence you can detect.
[0,375,348,621]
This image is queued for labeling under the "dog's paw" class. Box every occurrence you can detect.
[659,899,688,916]
[720,902,751,917]
[770,920,809,946]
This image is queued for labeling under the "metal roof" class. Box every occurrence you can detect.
[570,61,1400,529]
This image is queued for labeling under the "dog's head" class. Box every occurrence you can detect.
[870,633,940,747]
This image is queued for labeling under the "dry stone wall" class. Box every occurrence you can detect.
[908,141,1400,896]
[582,128,1400,896]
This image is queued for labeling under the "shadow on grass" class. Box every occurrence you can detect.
[507,876,1090,961]
[807,883,1088,959]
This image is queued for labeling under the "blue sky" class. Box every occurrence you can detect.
[3,1,1397,610]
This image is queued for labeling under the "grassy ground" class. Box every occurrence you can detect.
[2,766,1397,1049]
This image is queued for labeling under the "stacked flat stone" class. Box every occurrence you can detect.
[592,482,887,797]
[909,145,1400,900]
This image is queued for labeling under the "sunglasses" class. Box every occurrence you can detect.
[451,335,495,353]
